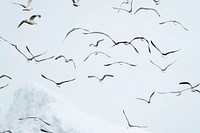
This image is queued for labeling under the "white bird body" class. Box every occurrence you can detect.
[18,15,41,28]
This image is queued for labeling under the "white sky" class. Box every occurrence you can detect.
[0,0,200,133]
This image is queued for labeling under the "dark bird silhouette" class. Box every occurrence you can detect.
[136,92,155,104]
[89,39,104,47]
[104,61,136,67]
[134,7,160,17]
[40,129,53,133]
[150,40,180,57]
[41,74,76,88]
[122,110,147,128]
[55,55,76,68]
[112,0,133,13]
[0,83,9,89]
[26,46,54,62]
[12,0,33,11]
[150,60,176,73]
[18,15,41,28]
[88,74,114,83]
[83,51,111,62]
[19,116,51,126]
[72,0,80,7]
[159,20,188,31]
[84,31,138,53]
[63,27,89,41]
[0,75,12,80]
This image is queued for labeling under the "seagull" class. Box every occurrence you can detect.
[63,27,89,41]
[18,15,41,28]
[88,74,114,83]
[122,110,147,128]
[84,31,139,53]
[104,61,137,67]
[40,129,53,133]
[55,55,76,69]
[157,90,183,96]
[12,0,33,11]
[134,7,160,17]
[150,40,180,57]
[83,51,111,62]
[19,116,51,126]
[159,20,188,31]
[41,74,76,88]
[0,75,12,80]
[150,60,176,73]
[112,0,133,13]
[72,0,80,7]
[26,46,54,62]
[89,39,104,47]
[129,37,150,53]
[0,83,9,90]
[136,92,155,104]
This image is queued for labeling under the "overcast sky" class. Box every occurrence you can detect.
[0,0,200,133]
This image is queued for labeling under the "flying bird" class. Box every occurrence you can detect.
[72,0,80,7]
[41,74,76,88]
[134,7,160,17]
[55,55,76,68]
[104,61,136,67]
[0,75,12,80]
[159,20,188,31]
[12,0,33,11]
[150,40,180,57]
[89,39,104,47]
[63,27,89,41]
[112,0,133,13]
[88,74,114,83]
[150,60,176,73]
[122,110,147,128]
[83,51,111,62]
[19,116,51,126]
[136,92,155,104]
[18,15,41,28]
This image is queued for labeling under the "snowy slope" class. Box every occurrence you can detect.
[1,83,151,133]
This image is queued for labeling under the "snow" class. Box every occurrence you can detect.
[0,83,151,133]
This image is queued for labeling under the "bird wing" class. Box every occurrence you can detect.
[162,49,180,56]
[150,60,162,71]
[55,55,65,60]
[149,92,155,101]
[136,98,148,103]
[18,20,26,28]
[0,83,9,89]
[179,81,192,88]
[150,40,162,54]
[0,75,12,80]
[134,7,160,17]
[29,15,41,20]
[35,55,54,62]
[101,74,114,81]
[12,2,26,8]
[57,78,76,85]
[27,0,32,7]
[63,28,89,41]
[41,74,57,84]
[164,60,176,71]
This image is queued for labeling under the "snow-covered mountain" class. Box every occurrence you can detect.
[1,83,151,133]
